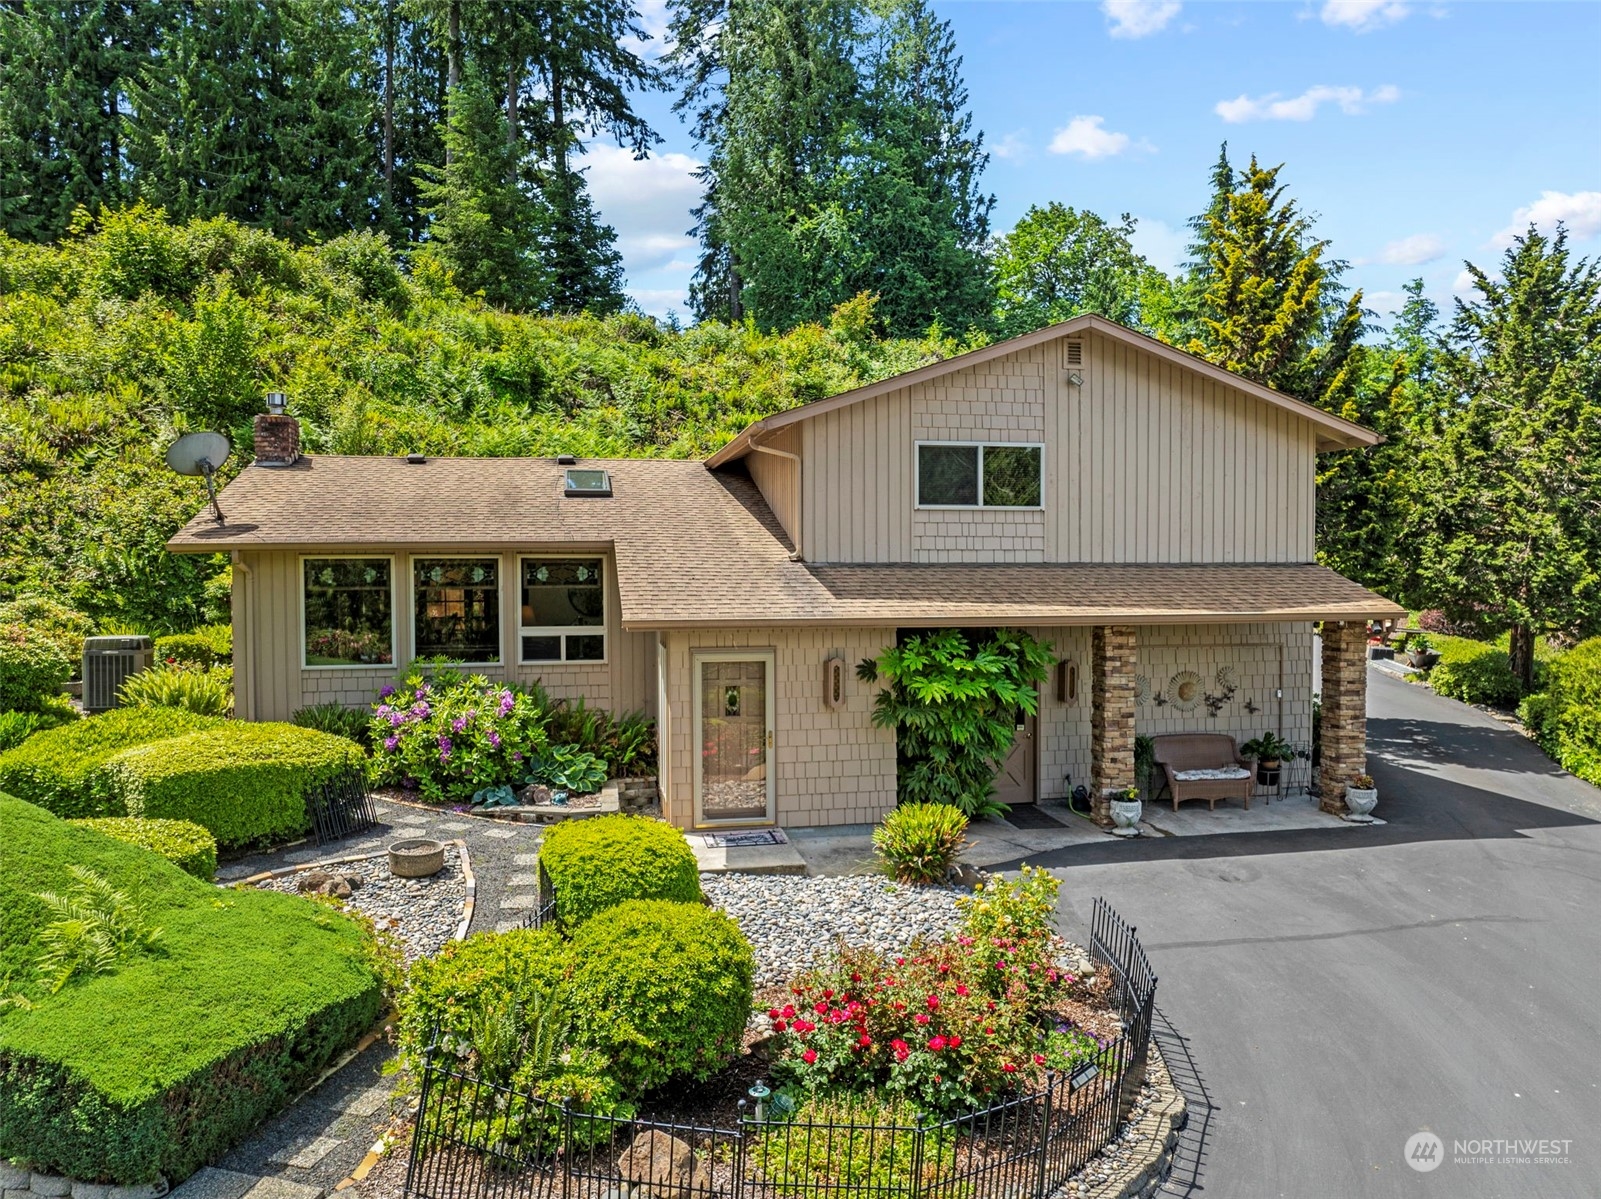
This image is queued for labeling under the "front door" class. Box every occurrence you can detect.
[693,651,776,825]
[994,708,1038,806]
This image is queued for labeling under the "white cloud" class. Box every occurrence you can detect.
[1371,233,1446,265]
[580,144,704,274]
[1320,0,1411,31]
[992,130,1030,162]
[1494,190,1601,247]
[1365,290,1408,315]
[1215,83,1400,123]
[1102,0,1181,38]
[1048,116,1134,160]
[1129,217,1187,276]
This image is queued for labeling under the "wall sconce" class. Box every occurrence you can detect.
[824,656,846,711]
[1056,657,1078,705]
[1065,370,1084,387]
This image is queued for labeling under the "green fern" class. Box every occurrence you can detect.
[34,865,162,993]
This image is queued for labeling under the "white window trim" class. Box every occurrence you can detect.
[409,554,504,667]
[300,554,398,671]
[913,440,1046,510]
[517,555,609,666]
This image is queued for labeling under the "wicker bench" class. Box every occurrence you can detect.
[1152,733,1253,812]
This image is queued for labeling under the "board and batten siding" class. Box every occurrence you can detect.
[232,548,655,723]
[744,424,800,549]
[779,330,1316,565]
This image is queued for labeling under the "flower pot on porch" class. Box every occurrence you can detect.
[1255,758,1282,786]
[1109,797,1142,837]
[1344,785,1379,820]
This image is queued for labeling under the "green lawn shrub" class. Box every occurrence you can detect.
[1425,635,1523,707]
[0,795,382,1184]
[538,814,700,928]
[1518,637,1601,787]
[105,723,365,849]
[873,803,969,885]
[569,899,754,1094]
[0,708,224,818]
[69,817,218,881]
[750,1093,949,1199]
[0,599,93,666]
[292,702,373,749]
[119,664,233,716]
[153,624,232,668]
[0,625,71,712]
[0,702,76,754]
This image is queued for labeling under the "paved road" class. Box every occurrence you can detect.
[1009,670,1601,1198]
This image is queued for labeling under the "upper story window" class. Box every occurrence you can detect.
[520,558,606,663]
[303,557,395,668]
[414,557,501,663]
[916,442,1043,508]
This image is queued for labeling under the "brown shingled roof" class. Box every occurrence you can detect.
[168,455,1402,627]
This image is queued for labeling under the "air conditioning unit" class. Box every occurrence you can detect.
[82,636,154,713]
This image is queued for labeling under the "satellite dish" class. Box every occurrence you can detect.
[166,431,232,525]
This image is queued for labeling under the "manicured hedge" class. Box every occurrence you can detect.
[0,624,71,712]
[69,817,218,881]
[1425,635,1523,707]
[569,899,754,1094]
[105,723,365,849]
[1519,637,1601,787]
[153,624,232,668]
[0,708,224,818]
[0,795,382,1184]
[537,813,701,928]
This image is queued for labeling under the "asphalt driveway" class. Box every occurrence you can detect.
[1007,669,1601,1198]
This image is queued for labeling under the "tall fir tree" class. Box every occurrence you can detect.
[416,72,548,309]
[1403,228,1601,691]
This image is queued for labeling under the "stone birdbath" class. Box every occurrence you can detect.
[389,837,446,878]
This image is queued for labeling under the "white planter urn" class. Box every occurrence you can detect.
[1344,785,1379,822]
[1109,797,1143,837]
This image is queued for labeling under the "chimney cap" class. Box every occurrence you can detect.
[556,453,577,465]
[406,453,426,465]
[265,390,287,415]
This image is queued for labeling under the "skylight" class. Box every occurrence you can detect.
[564,468,612,497]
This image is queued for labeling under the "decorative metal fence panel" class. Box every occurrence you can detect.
[406,897,1158,1199]
[520,859,559,931]
[307,767,378,846]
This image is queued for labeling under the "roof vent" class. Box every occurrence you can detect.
[556,453,578,465]
[1063,339,1084,367]
[564,467,612,498]
[406,453,426,465]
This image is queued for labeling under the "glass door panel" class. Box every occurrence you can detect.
[695,655,773,823]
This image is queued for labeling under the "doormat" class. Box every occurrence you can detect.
[700,829,789,847]
[1004,804,1069,830]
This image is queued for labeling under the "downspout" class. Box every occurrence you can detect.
[749,440,804,562]
[230,551,254,721]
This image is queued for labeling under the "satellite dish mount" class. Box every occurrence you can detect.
[165,432,233,525]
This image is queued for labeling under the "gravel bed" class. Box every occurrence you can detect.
[700,872,967,987]
[257,846,467,963]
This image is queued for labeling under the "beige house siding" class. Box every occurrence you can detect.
[232,547,655,723]
[745,425,800,549]
[659,626,898,829]
[794,329,1317,566]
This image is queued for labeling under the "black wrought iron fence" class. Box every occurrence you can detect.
[406,897,1157,1199]
[307,766,378,845]
[519,859,558,931]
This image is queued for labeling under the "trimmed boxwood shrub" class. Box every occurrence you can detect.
[153,624,232,669]
[0,795,382,1184]
[0,624,71,712]
[569,899,754,1094]
[69,817,218,881]
[0,708,224,818]
[538,814,700,928]
[1426,635,1523,707]
[1519,637,1601,786]
[104,723,365,849]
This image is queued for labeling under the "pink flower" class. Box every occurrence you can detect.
[891,1038,910,1062]
[927,994,940,1011]
[781,1004,795,1019]
[802,1049,817,1065]
[948,1034,962,1048]
[1003,1063,1017,1073]
[914,1013,930,1025]
[768,1008,782,1019]
[1033,1054,1046,1066]
[955,984,969,997]
[857,1034,871,1048]
[928,1036,947,1052]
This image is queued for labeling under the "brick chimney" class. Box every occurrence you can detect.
[253,413,300,467]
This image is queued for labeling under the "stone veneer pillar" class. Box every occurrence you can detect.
[1318,620,1369,814]
[1091,625,1138,827]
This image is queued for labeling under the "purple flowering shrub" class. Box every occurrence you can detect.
[369,672,548,802]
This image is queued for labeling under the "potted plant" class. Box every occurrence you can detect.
[1405,633,1440,670]
[1108,784,1142,837]
[1344,774,1378,821]
[1240,732,1294,785]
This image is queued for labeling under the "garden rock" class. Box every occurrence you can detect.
[617,1130,711,1199]
[949,863,985,889]
[295,870,364,898]
[517,784,553,805]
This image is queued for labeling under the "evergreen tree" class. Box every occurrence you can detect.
[539,164,626,315]
[1183,154,1365,407]
[416,72,547,309]
[1403,228,1601,691]
[990,205,1169,336]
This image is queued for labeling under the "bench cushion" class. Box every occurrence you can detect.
[1172,766,1252,781]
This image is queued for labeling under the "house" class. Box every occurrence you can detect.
[168,314,1404,829]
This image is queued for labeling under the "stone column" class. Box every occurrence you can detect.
[1318,621,1369,814]
[1091,625,1138,826]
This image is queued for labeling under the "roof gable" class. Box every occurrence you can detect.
[705,314,1379,466]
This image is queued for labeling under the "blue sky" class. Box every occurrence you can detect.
[583,0,1601,327]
